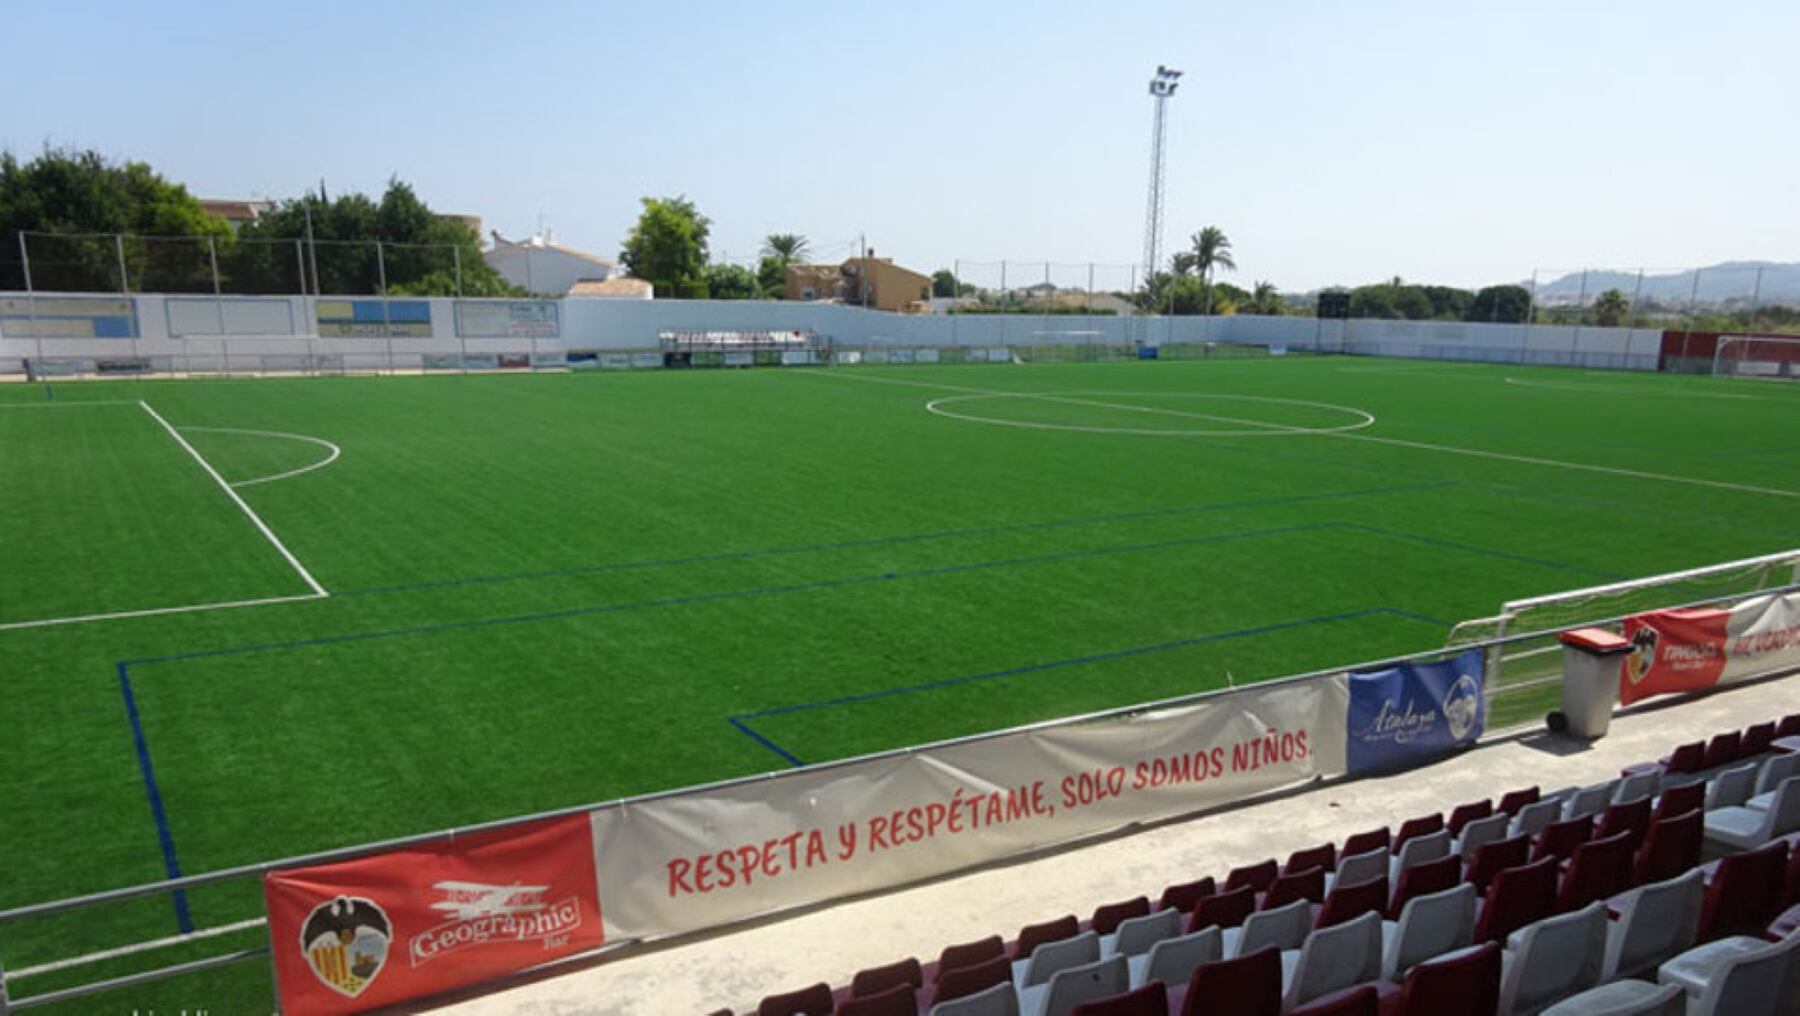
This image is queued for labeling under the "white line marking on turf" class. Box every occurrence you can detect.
[6,918,266,980]
[807,370,1800,499]
[180,426,342,487]
[0,399,139,408]
[1502,376,1761,401]
[925,391,1374,437]
[139,401,329,596]
[0,592,324,633]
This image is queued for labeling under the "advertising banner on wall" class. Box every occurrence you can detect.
[264,814,602,1014]
[1620,592,1800,705]
[588,676,1349,941]
[1344,648,1485,775]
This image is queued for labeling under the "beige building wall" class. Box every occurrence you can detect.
[786,257,932,313]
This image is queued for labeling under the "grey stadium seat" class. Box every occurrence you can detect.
[1382,881,1476,981]
[1281,910,1383,1011]
[1498,901,1607,1016]
[1601,868,1703,981]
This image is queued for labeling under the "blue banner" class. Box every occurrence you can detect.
[1346,649,1485,775]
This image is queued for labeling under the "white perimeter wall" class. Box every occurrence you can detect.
[0,291,1666,371]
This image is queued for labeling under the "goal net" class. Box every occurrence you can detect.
[1714,334,1800,380]
[1446,548,1800,692]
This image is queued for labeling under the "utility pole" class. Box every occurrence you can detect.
[1142,65,1182,289]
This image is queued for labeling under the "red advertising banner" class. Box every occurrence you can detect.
[264,814,602,1014]
[1620,606,1732,705]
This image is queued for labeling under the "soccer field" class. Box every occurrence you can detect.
[2,356,1797,1008]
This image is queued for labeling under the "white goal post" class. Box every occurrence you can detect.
[1447,548,1800,693]
[1713,334,1800,380]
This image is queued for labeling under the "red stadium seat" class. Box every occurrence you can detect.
[1497,787,1539,818]
[1261,867,1326,910]
[1393,814,1444,853]
[1285,842,1337,876]
[1073,981,1169,1016]
[1159,876,1216,914]
[1342,827,1390,857]
[1387,854,1459,921]
[1446,800,1493,837]
[931,954,1011,1007]
[1464,835,1530,894]
[850,957,921,999]
[1190,885,1256,932]
[1316,875,1389,930]
[1381,940,1500,1016]
[1532,814,1594,864]
[1474,856,1557,943]
[1654,782,1705,822]
[1091,897,1151,936]
[1594,797,1652,852]
[837,983,915,1016]
[1556,830,1633,913]
[1743,721,1776,758]
[1634,810,1703,887]
[757,982,832,1016]
[1699,840,1789,941]
[1702,731,1743,771]
[1178,945,1281,1016]
[1013,914,1079,961]
[935,934,1004,977]
[1225,859,1279,894]
[1288,985,1379,1016]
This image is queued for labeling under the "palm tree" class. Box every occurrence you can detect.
[760,233,810,262]
[1189,226,1236,315]
[1170,251,1199,277]
[1251,281,1282,316]
[1594,288,1630,327]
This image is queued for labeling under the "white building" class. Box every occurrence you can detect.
[485,230,636,297]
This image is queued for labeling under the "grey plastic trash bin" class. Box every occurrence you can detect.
[1556,627,1630,738]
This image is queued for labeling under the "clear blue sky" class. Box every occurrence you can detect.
[8,0,1796,291]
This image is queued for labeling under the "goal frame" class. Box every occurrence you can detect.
[1712,334,1800,380]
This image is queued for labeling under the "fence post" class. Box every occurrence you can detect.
[999,260,1008,350]
[453,245,463,298]
[377,242,393,375]
[19,232,43,368]
[950,258,959,348]
[114,233,130,295]
[210,235,226,343]
[1680,268,1702,368]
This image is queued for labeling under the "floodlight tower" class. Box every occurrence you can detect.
[1142,66,1182,284]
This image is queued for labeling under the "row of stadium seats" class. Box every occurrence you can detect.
[726,712,1800,1016]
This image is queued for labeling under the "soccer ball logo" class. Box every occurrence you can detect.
[1625,627,1658,686]
[300,895,392,998]
[1442,674,1481,741]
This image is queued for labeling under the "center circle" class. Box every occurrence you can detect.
[923,391,1376,437]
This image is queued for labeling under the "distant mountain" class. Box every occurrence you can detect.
[1531,261,1800,306]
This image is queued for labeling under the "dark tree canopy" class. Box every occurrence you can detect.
[620,196,711,299]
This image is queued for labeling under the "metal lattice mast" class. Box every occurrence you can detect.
[1142,66,1182,281]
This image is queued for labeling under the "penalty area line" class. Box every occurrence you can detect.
[0,592,326,633]
[139,401,328,596]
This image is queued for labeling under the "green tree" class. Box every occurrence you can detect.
[1170,250,1199,277]
[1467,284,1531,323]
[232,179,515,296]
[704,262,760,300]
[760,233,809,262]
[1594,288,1630,326]
[931,268,975,298]
[757,255,787,298]
[1188,226,1236,314]
[0,147,228,292]
[620,196,711,299]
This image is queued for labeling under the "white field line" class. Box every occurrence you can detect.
[0,399,139,408]
[0,592,323,633]
[926,392,1374,437]
[807,370,1800,500]
[180,426,342,487]
[139,401,328,596]
[5,918,266,980]
[1502,376,1762,401]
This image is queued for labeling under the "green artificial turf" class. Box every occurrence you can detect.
[1,356,1795,1011]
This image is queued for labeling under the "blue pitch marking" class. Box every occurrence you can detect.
[116,663,193,933]
[332,481,1456,598]
[113,516,1605,930]
[728,607,1455,767]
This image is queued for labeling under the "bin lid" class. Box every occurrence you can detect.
[1558,627,1631,653]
